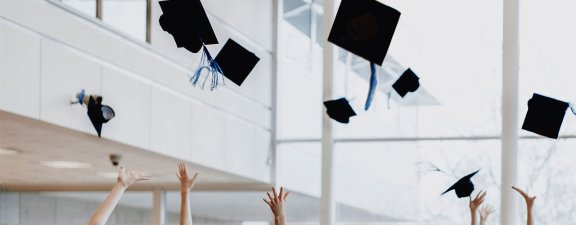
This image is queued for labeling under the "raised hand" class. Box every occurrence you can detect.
[469,190,487,212]
[512,186,536,209]
[263,187,290,218]
[479,205,494,225]
[117,166,151,188]
[513,186,535,225]
[177,162,199,192]
[89,167,150,225]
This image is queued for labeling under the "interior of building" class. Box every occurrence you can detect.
[1,0,575,225]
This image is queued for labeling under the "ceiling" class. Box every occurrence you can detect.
[0,110,269,191]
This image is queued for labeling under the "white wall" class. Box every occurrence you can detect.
[0,0,273,183]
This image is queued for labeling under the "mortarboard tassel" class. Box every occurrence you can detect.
[190,45,225,90]
[364,63,378,110]
[70,89,86,105]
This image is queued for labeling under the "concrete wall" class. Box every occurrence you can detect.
[0,0,273,183]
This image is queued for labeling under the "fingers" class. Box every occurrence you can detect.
[263,198,273,207]
[512,186,525,196]
[267,192,274,203]
[284,191,290,201]
[191,173,199,183]
[479,190,487,200]
[272,187,279,202]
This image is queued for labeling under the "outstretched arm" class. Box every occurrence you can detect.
[469,191,486,225]
[177,162,199,225]
[263,187,289,225]
[479,205,494,225]
[513,186,536,225]
[88,167,150,225]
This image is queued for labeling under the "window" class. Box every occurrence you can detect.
[57,0,150,42]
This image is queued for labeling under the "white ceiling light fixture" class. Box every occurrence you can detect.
[0,147,19,155]
[40,161,92,169]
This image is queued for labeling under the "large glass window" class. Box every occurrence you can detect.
[334,141,501,225]
[102,0,148,42]
[57,0,149,42]
[60,0,97,17]
[517,1,576,225]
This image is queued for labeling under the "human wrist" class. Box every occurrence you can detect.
[115,180,128,190]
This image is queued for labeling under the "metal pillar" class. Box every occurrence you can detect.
[501,0,520,223]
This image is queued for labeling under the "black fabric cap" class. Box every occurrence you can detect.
[522,93,570,139]
[215,39,260,86]
[159,0,218,53]
[87,96,115,138]
[327,0,400,65]
[323,98,357,124]
[393,68,420,97]
[442,170,480,198]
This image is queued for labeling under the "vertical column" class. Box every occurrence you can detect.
[321,0,336,225]
[501,0,520,224]
[146,0,152,43]
[96,0,102,20]
[152,189,166,225]
[270,0,282,186]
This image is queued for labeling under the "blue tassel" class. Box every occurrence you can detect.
[190,45,225,90]
[364,63,378,110]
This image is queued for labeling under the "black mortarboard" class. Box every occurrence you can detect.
[393,68,420,97]
[442,170,479,198]
[159,0,218,53]
[522,93,570,139]
[327,0,400,66]
[215,39,260,86]
[87,96,115,137]
[323,98,357,124]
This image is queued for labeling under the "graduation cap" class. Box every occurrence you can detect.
[324,98,357,124]
[393,68,420,97]
[158,0,218,53]
[214,39,260,86]
[159,0,226,90]
[328,0,400,66]
[87,96,115,137]
[522,93,573,139]
[442,170,480,198]
[328,0,400,110]
[71,90,115,137]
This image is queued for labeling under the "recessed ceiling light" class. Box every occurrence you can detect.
[40,161,92,169]
[0,147,19,155]
[97,172,118,179]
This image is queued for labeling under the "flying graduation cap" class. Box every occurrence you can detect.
[328,0,400,111]
[442,170,480,198]
[71,90,115,137]
[214,39,260,86]
[159,0,224,90]
[393,68,420,97]
[324,98,357,124]
[522,93,576,139]
[159,0,218,53]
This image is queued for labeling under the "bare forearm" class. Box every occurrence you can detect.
[470,210,477,225]
[180,191,193,225]
[527,207,533,225]
[89,182,126,225]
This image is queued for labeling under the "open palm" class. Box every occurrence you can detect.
[177,162,199,191]
[118,167,151,187]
